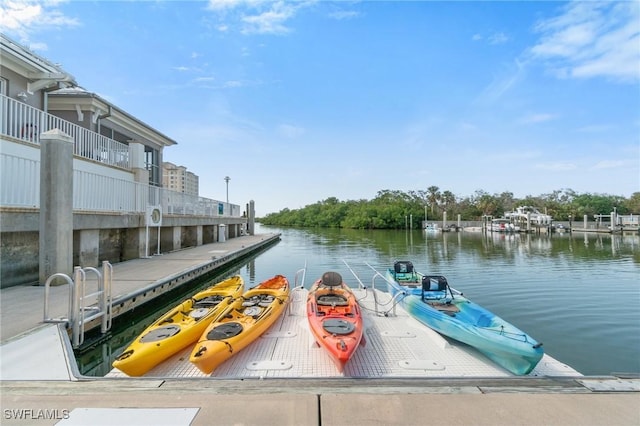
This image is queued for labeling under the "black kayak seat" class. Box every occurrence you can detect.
[394,260,414,274]
[394,261,418,282]
[206,322,243,340]
[140,325,181,343]
[322,318,355,335]
[422,275,447,292]
[320,271,343,287]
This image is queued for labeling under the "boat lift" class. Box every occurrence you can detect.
[43,261,113,348]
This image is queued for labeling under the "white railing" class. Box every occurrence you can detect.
[0,94,130,169]
[0,152,241,217]
[74,169,148,213]
[0,153,39,207]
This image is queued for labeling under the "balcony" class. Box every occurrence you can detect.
[0,94,241,218]
[0,94,130,170]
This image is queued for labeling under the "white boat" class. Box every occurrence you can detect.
[490,218,520,232]
[424,223,441,233]
[504,206,552,225]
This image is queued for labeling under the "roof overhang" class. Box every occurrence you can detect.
[48,89,178,148]
[0,34,77,92]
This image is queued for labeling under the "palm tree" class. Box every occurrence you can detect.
[426,186,441,215]
[441,190,456,211]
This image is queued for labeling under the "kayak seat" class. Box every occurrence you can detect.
[317,294,349,306]
[320,271,343,287]
[394,260,414,274]
[422,275,447,291]
[194,295,224,308]
[322,318,355,335]
[395,272,419,283]
[140,325,181,343]
[206,322,243,340]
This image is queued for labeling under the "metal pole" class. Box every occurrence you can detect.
[224,176,230,203]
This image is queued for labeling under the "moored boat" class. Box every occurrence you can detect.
[189,274,290,374]
[424,223,441,233]
[112,275,244,376]
[386,261,543,375]
[306,271,365,373]
[489,218,520,232]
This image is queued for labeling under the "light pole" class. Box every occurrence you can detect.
[224,176,230,203]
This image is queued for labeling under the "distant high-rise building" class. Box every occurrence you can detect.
[162,162,199,196]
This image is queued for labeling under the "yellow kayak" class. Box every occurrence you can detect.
[112,275,244,376]
[189,274,290,374]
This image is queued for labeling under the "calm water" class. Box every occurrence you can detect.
[78,224,640,377]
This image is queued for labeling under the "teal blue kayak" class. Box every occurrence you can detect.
[386,261,543,375]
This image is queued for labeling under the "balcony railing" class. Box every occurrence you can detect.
[1,152,241,218]
[0,94,130,170]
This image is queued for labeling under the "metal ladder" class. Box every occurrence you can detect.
[43,261,113,348]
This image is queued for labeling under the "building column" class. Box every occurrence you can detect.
[129,142,149,184]
[124,227,147,259]
[196,225,203,246]
[78,229,99,267]
[39,129,74,284]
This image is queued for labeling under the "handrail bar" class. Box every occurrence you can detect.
[71,267,85,347]
[71,263,113,347]
[43,273,74,324]
[288,264,307,316]
[102,261,113,332]
[365,261,406,316]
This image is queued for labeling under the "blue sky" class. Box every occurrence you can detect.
[2,0,639,216]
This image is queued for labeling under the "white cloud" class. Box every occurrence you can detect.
[476,59,526,104]
[518,113,558,124]
[0,0,79,45]
[241,2,297,35]
[575,124,611,133]
[328,10,360,20]
[223,80,246,88]
[529,1,640,83]
[471,32,508,44]
[206,0,253,11]
[488,32,509,45]
[205,0,309,35]
[277,124,305,139]
[591,160,628,170]
[534,161,578,171]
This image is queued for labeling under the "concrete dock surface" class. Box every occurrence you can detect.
[0,233,282,340]
[1,379,639,425]
[1,233,638,425]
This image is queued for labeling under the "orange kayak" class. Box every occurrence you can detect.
[306,271,365,372]
[189,274,290,374]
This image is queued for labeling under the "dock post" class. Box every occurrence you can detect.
[248,200,255,235]
[39,129,74,285]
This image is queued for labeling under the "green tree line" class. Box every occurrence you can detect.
[259,188,640,229]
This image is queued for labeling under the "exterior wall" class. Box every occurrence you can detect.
[1,231,39,287]
[0,66,44,110]
[0,211,248,288]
